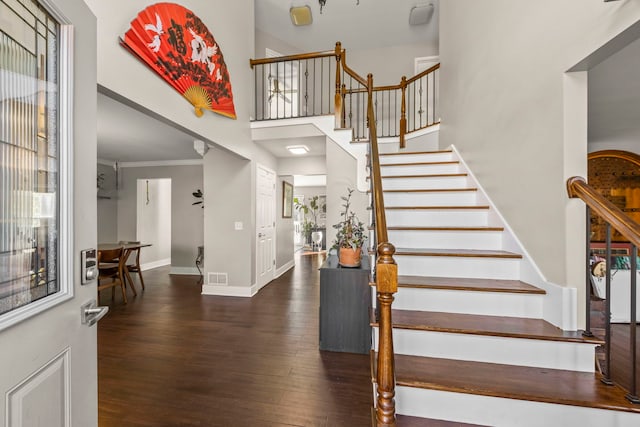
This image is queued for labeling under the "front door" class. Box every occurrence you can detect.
[256,164,276,290]
[0,0,98,425]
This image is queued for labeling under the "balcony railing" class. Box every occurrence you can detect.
[250,42,439,148]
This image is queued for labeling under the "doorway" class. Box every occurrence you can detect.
[136,178,172,269]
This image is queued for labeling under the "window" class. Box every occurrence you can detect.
[0,0,61,317]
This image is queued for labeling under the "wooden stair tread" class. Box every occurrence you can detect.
[382,161,459,167]
[388,226,504,232]
[396,276,545,294]
[396,414,487,427]
[380,150,453,156]
[385,205,490,210]
[382,188,478,193]
[384,354,640,414]
[372,310,602,344]
[395,248,523,259]
[381,173,468,179]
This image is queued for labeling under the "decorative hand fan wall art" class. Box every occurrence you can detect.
[120,2,236,119]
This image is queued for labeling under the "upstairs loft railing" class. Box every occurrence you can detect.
[251,43,400,425]
[250,42,440,148]
[567,176,640,403]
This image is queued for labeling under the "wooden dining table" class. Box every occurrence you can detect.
[97,242,152,295]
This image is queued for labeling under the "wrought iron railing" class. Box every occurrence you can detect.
[250,42,440,148]
[567,176,640,403]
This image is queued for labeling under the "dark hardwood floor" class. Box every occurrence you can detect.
[591,299,640,396]
[98,252,373,426]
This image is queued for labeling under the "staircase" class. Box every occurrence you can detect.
[370,149,640,426]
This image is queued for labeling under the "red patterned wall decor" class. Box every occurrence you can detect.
[120,2,236,119]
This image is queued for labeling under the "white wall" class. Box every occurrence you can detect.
[439,0,640,288]
[97,162,117,242]
[84,0,256,159]
[136,179,171,268]
[278,155,326,176]
[116,164,203,270]
[589,36,640,154]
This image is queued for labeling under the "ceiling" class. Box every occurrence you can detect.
[97,0,439,163]
[256,0,439,52]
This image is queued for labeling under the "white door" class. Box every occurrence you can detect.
[256,165,276,290]
[0,0,98,425]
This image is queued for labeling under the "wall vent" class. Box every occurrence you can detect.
[207,272,228,286]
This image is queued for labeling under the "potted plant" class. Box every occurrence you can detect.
[332,188,366,267]
[295,196,326,249]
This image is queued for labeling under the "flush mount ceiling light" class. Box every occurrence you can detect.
[290,5,312,26]
[409,3,434,26]
[286,145,310,155]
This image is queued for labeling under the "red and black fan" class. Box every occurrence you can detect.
[120,2,236,119]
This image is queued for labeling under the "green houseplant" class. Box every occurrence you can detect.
[332,188,366,267]
[295,196,326,248]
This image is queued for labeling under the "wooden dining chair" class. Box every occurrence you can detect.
[119,241,145,291]
[98,247,127,304]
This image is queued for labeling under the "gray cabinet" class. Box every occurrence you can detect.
[319,255,372,354]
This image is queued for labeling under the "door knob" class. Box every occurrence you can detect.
[81,299,109,326]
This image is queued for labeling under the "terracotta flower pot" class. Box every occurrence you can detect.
[339,247,362,267]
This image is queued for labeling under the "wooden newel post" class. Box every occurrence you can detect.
[399,76,407,149]
[376,242,398,427]
[334,42,343,129]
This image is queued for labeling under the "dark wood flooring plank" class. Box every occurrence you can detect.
[98,253,373,426]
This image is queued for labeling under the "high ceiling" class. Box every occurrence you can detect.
[97,1,440,162]
[256,0,439,52]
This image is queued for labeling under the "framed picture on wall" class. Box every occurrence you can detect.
[282,181,293,218]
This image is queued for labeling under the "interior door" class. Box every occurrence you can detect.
[256,164,276,290]
[0,0,98,425]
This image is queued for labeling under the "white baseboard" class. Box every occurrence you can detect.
[201,284,254,297]
[141,258,171,271]
[275,260,294,279]
[169,266,201,276]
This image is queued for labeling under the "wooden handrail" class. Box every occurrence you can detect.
[405,63,440,85]
[340,50,368,87]
[367,73,398,427]
[567,176,640,248]
[249,49,336,68]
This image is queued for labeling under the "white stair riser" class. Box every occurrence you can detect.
[396,255,520,280]
[386,210,489,227]
[383,191,477,206]
[395,387,640,427]
[380,152,454,164]
[392,288,543,318]
[372,328,596,372]
[388,229,503,250]
[380,163,460,176]
[382,176,470,190]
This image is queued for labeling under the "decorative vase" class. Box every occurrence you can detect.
[339,247,362,267]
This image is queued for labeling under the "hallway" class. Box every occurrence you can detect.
[98,253,373,426]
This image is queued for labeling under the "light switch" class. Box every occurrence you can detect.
[234,221,243,230]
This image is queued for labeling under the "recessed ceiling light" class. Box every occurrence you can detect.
[290,6,312,26]
[287,145,310,155]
